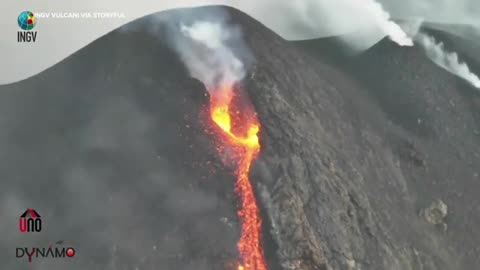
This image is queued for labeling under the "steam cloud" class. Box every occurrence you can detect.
[362,0,413,46]
[393,18,480,89]
[254,0,479,53]
[131,8,254,94]
[262,0,413,49]
[415,33,480,89]
[178,21,246,90]
[118,8,256,109]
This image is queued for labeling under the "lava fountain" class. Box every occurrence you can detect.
[209,84,267,270]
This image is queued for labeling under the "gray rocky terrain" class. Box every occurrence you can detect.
[1,6,479,270]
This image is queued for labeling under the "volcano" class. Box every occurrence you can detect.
[1,6,479,270]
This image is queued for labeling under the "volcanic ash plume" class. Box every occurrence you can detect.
[415,33,480,89]
[365,0,414,46]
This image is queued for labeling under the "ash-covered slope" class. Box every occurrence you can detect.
[1,6,479,270]
[0,24,241,270]
[293,28,480,269]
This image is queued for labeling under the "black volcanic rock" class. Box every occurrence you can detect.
[1,6,479,270]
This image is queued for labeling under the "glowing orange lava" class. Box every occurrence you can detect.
[209,85,267,270]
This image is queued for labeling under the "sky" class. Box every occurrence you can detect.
[1,0,479,84]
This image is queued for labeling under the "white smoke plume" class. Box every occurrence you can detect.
[253,0,413,46]
[260,0,414,53]
[415,33,480,89]
[120,8,253,93]
[266,0,414,48]
[399,18,480,89]
[362,0,413,46]
[178,21,246,91]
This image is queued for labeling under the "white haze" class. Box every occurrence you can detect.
[248,0,479,54]
[379,0,480,25]
[3,0,480,83]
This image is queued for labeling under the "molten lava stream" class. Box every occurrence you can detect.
[209,85,267,270]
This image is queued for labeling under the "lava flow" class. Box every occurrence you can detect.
[209,85,267,270]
